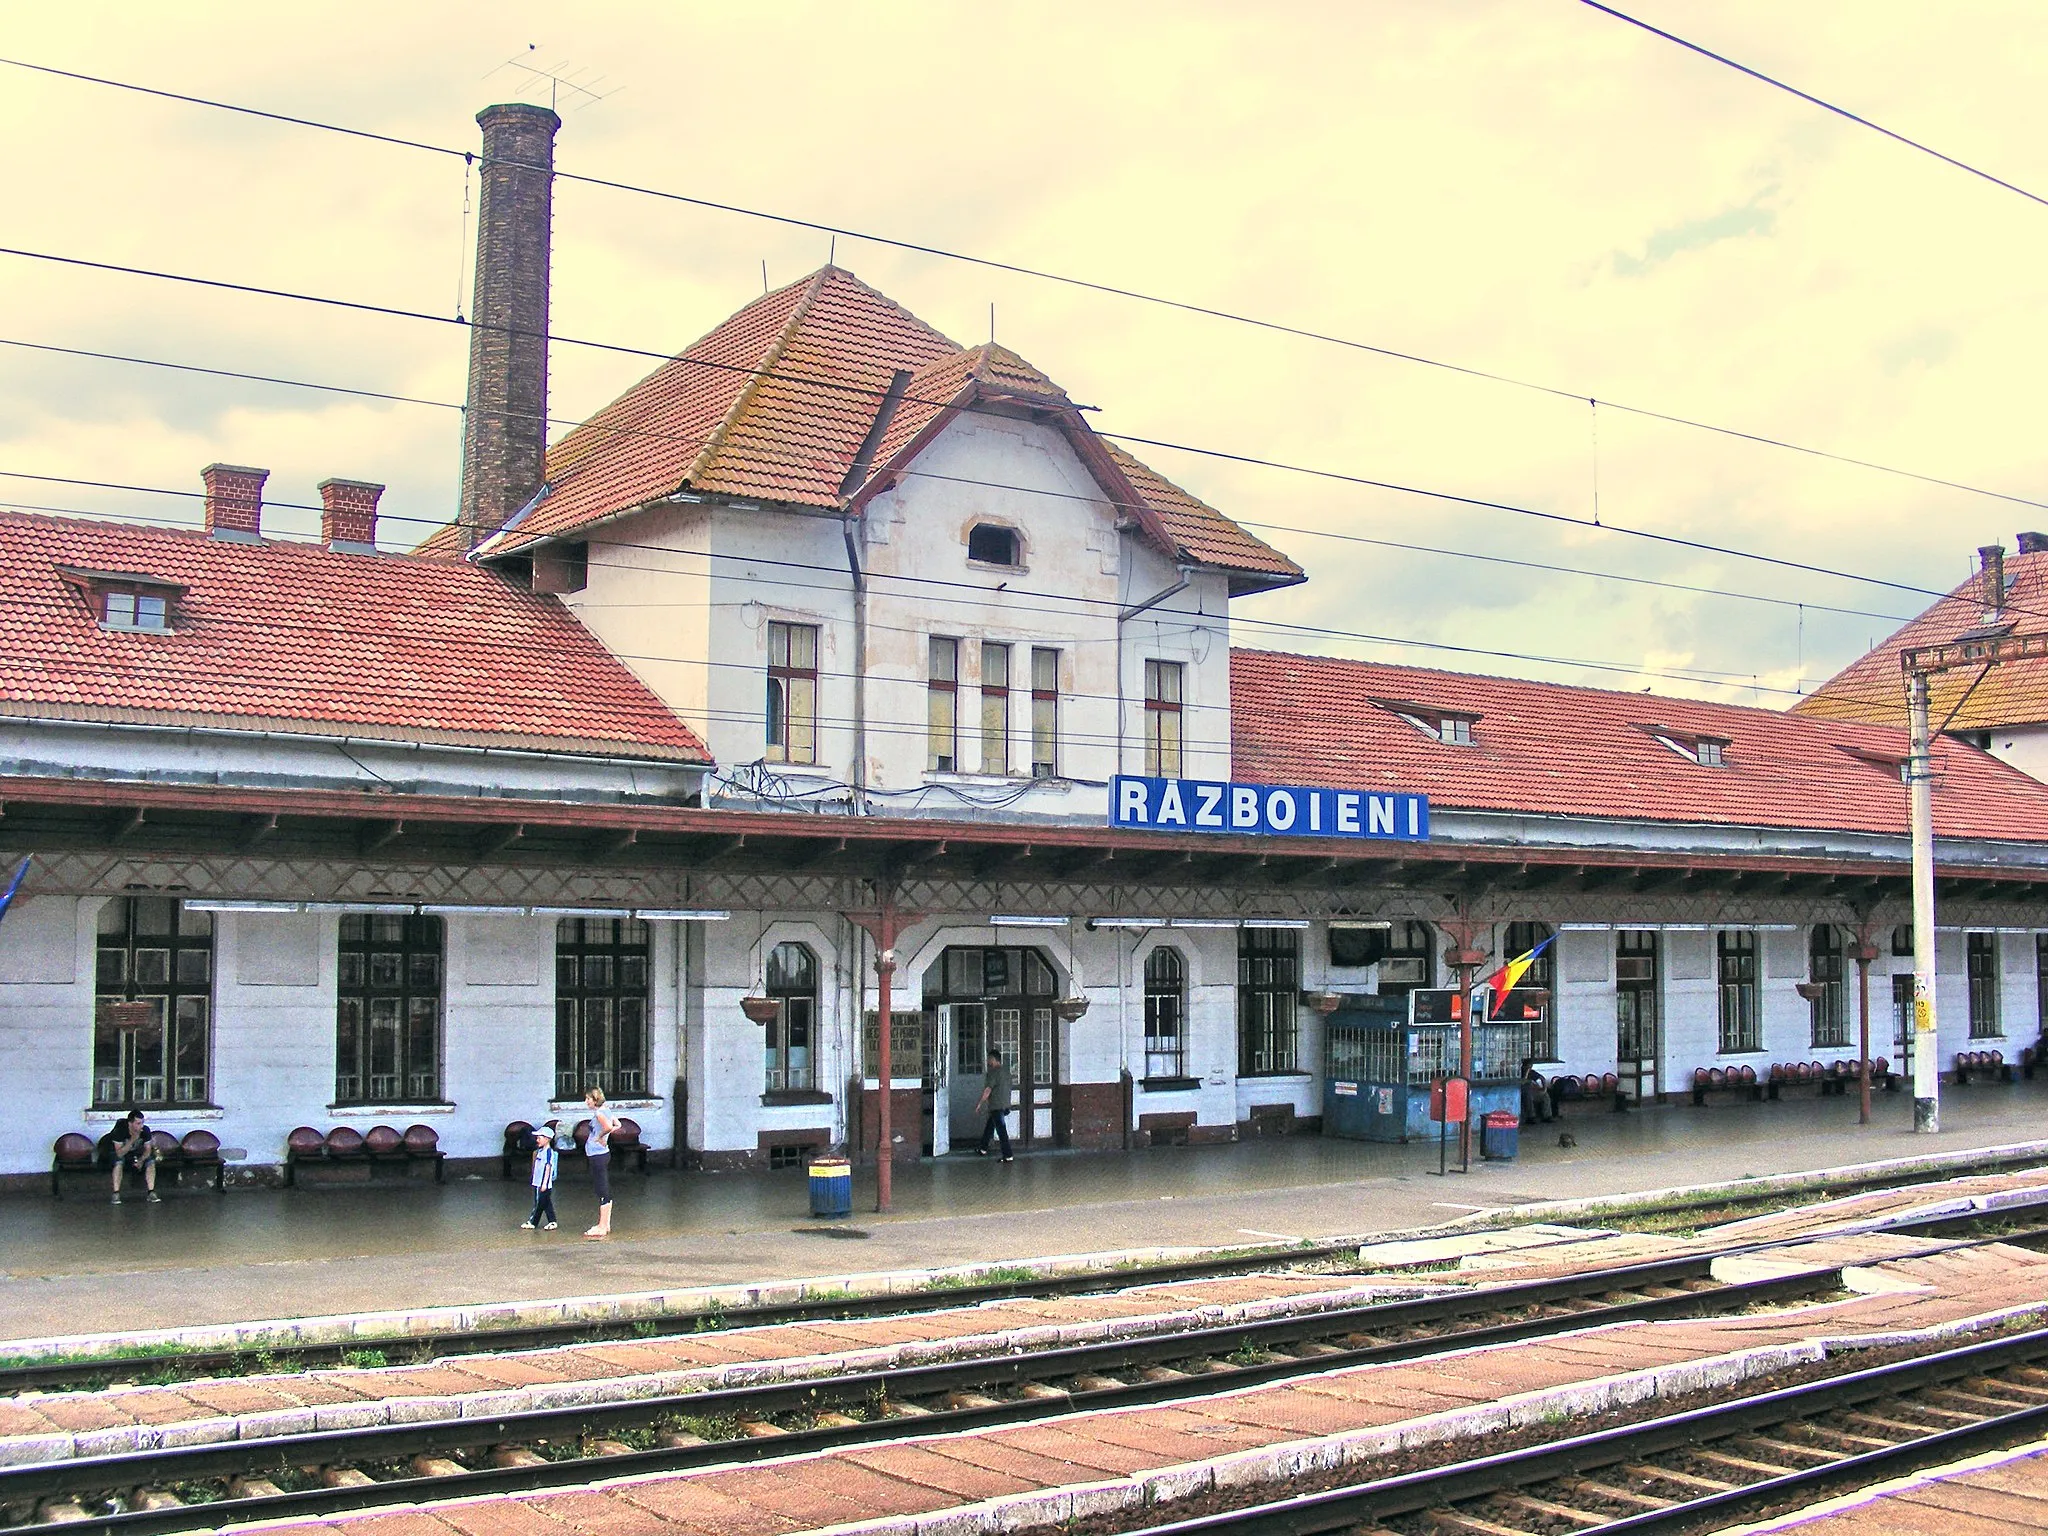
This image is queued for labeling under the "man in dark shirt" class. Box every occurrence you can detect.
[111,1109,161,1204]
[974,1050,1015,1162]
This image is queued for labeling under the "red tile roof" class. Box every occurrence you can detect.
[473,266,1300,589]
[0,511,709,762]
[1796,550,2048,731]
[1231,649,2048,844]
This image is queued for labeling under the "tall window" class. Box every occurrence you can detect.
[1968,933,2001,1038]
[1030,647,1059,779]
[94,897,212,1107]
[927,636,959,772]
[1144,659,1184,776]
[1143,947,1187,1080]
[765,942,818,1092]
[337,914,444,1104]
[1238,927,1300,1075]
[1503,921,1557,1060]
[980,641,1011,775]
[765,620,818,765]
[555,917,649,1099]
[1616,930,1659,1065]
[1717,931,1759,1053]
[1809,926,1848,1047]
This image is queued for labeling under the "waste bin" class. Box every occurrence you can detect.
[1479,1111,1519,1161]
[807,1156,853,1217]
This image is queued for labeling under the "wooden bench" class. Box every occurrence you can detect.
[285,1124,444,1185]
[1689,1065,1762,1106]
[52,1128,226,1197]
[1953,1049,2013,1085]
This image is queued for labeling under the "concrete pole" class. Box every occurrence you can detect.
[1906,671,1940,1133]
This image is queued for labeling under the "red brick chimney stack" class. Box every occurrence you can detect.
[201,463,267,540]
[1979,543,2006,617]
[457,102,561,547]
[318,478,384,551]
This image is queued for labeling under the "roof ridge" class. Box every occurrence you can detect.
[680,267,837,493]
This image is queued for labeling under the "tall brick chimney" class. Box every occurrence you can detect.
[318,478,384,551]
[201,463,267,541]
[1979,542,2007,617]
[457,102,561,547]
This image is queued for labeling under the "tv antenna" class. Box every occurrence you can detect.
[484,45,620,112]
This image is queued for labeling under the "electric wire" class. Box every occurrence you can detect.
[0,245,1996,602]
[4,51,2043,518]
[1580,0,2048,211]
[0,336,1917,627]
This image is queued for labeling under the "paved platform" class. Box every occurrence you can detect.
[4,1087,2044,1341]
[1736,1437,2048,1533]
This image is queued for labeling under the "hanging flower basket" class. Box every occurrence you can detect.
[739,995,782,1025]
[1303,990,1345,1015]
[1793,981,1829,1003]
[1052,995,1091,1023]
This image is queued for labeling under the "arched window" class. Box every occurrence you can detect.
[766,942,818,1093]
[1144,947,1187,1081]
[1808,926,1848,1047]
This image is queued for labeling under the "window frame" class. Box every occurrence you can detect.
[1143,659,1184,777]
[1030,646,1059,779]
[1237,927,1301,1076]
[93,896,213,1109]
[980,640,1011,776]
[765,620,820,765]
[1808,925,1849,1048]
[1717,930,1760,1054]
[99,583,174,632]
[554,917,650,1100]
[765,941,820,1093]
[336,913,445,1105]
[1142,946,1187,1081]
[966,523,1022,568]
[927,635,959,773]
[1502,920,1558,1059]
[1967,932,2001,1038]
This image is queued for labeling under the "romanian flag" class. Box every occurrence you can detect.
[1482,935,1553,1010]
[0,856,27,928]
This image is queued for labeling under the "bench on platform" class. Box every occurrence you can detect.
[571,1117,649,1175]
[1546,1072,1626,1114]
[1689,1065,1762,1106]
[1953,1049,2013,1086]
[52,1128,225,1197]
[285,1124,443,1186]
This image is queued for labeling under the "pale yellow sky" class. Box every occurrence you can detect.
[3,2,2044,707]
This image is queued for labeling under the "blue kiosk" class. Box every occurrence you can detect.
[1324,988,1532,1142]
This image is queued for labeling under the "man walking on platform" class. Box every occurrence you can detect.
[975,1048,1015,1162]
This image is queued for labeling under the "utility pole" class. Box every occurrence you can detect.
[1905,671,1939,1133]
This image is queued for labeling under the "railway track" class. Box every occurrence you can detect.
[1108,1321,2048,1536]
[1,1252,1840,1535]
[11,1152,2041,1397]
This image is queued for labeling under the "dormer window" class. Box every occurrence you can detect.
[59,568,183,634]
[1834,743,1908,783]
[1375,700,1479,746]
[967,523,1021,567]
[103,587,171,632]
[1644,726,1730,767]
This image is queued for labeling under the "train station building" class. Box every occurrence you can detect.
[4,104,2047,1187]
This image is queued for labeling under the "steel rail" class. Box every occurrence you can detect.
[1101,1323,2048,1536]
[0,1258,1840,1535]
[11,1151,2042,1397]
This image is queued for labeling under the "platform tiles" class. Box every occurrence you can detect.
[0,1271,1430,1463]
[1727,1436,2048,1533]
[223,1243,2048,1536]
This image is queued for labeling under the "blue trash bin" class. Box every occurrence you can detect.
[808,1156,853,1217]
[1480,1112,1519,1161]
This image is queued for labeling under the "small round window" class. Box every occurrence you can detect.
[967,524,1020,566]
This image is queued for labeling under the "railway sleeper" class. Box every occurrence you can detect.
[1558,1474,1676,1510]
[1492,1489,1607,1526]
[319,1468,377,1487]
[409,1457,467,1479]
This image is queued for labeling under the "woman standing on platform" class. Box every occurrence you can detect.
[582,1087,619,1240]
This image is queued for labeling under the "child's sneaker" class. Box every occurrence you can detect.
[519,1220,536,1230]
[543,1221,557,1230]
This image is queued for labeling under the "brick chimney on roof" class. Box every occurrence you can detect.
[1979,543,2007,617]
[318,478,384,551]
[2018,532,2048,555]
[457,102,560,548]
[201,463,267,541]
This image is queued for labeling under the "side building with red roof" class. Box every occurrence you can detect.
[5,248,2048,1184]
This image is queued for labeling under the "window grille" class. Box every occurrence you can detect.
[1237,927,1299,1075]
[1968,933,2001,1038]
[1717,931,1760,1053]
[94,897,212,1107]
[1143,946,1186,1079]
[554,917,649,1099]
[1809,926,1849,1047]
[337,914,443,1103]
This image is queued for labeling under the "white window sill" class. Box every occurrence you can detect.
[86,1106,223,1123]
[924,770,1025,786]
[548,1098,663,1113]
[327,1103,456,1117]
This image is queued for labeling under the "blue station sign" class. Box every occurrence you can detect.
[1110,775,1429,841]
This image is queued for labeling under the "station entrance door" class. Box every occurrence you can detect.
[1615,931,1660,1101]
[926,946,1059,1152]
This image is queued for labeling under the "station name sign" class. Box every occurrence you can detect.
[1110,775,1429,841]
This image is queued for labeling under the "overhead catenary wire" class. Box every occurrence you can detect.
[1579,0,2048,212]
[2,52,2045,517]
[0,337,1917,627]
[0,245,2000,605]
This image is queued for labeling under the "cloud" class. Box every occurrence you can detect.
[1612,194,1778,277]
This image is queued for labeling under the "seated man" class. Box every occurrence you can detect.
[111,1109,161,1205]
[1520,1067,1554,1124]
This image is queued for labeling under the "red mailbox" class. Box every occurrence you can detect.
[1429,1076,1469,1124]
